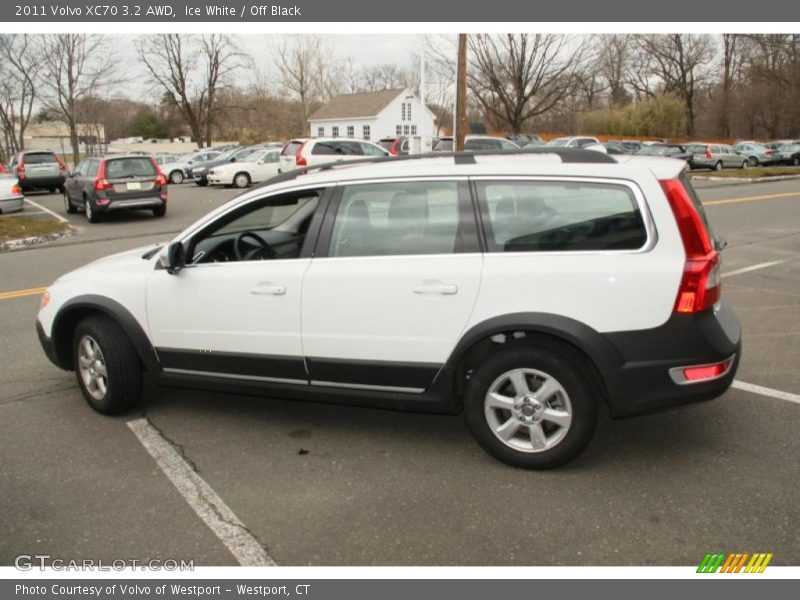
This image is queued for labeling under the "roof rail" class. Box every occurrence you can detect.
[260,146,617,188]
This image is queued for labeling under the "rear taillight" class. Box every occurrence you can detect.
[705,145,712,160]
[660,179,720,314]
[295,141,309,167]
[94,160,111,191]
[56,156,66,173]
[16,162,25,179]
[765,150,773,156]
[669,357,734,385]
[11,183,22,195]
[390,139,400,156]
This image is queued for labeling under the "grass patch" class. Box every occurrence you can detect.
[691,166,800,178]
[0,217,69,243]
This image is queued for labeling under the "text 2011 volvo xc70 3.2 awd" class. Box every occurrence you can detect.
[36,148,741,469]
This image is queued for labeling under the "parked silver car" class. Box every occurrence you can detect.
[685,143,747,171]
[0,175,24,214]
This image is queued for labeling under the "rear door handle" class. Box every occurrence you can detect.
[250,283,286,296]
[413,281,458,295]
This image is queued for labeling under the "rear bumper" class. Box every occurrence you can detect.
[19,176,64,190]
[0,195,24,214]
[96,197,165,212]
[601,301,742,418]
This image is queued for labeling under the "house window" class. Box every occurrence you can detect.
[401,103,406,121]
[404,125,410,135]
[407,102,412,121]
[362,125,371,140]
[332,126,339,138]
[347,125,355,138]
[396,125,402,136]
[317,127,324,137]
[410,125,417,135]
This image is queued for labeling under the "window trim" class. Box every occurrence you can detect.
[471,175,657,255]
[313,177,480,259]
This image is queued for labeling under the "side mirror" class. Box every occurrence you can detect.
[160,241,186,274]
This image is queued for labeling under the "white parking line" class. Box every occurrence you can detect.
[24,198,69,223]
[732,380,800,405]
[127,418,275,566]
[722,260,785,279]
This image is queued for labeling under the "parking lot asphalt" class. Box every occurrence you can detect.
[1,179,798,566]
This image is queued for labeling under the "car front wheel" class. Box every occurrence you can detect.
[463,344,598,469]
[748,156,759,167]
[169,170,184,184]
[64,191,77,214]
[72,315,142,414]
[233,172,251,188]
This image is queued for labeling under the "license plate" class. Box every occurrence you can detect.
[126,182,141,191]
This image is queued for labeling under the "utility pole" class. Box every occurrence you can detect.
[455,33,467,152]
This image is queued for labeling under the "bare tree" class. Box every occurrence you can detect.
[632,34,714,136]
[275,35,327,122]
[467,34,589,134]
[137,34,249,148]
[37,34,118,162]
[596,35,631,108]
[0,35,41,159]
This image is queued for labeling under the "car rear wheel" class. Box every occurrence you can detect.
[195,179,208,187]
[714,161,723,171]
[85,197,100,223]
[748,156,759,167]
[152,205,166,218]
[741,160,748,169]
[169,170,184,184]
[72,315,142,415]
[64,191,77,214]
[463,344,598,469]
[233,172,251,188]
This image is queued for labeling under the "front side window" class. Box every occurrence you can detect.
[329,181,461,257]
[477,180,647,252]
[188,190,322,263]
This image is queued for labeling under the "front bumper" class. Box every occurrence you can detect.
[602,301,742,418]
[36,320,63,369]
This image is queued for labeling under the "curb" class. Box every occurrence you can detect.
[0,226,75,251]
[691,174,800,186]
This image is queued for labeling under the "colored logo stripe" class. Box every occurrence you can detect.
[697,552,773,573]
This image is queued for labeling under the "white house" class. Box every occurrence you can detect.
[308,88,435,142]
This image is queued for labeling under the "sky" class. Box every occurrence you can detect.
[116,34,436,102]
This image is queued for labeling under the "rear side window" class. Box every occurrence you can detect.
[105,157,156,178]
[330,181,460,257]
[24,153,58,164]
[434,139,454,151]
[359,142,386,156]
[312,141,361,156]
[477,180,647,252]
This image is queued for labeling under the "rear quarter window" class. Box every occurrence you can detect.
[477,180,648,252]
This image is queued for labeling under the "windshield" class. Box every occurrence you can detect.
[638,146,668,156]
[547,139,569,147]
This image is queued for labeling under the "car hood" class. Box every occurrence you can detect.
[54,243,163,283]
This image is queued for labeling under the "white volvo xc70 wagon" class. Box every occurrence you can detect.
[36,149,741,469]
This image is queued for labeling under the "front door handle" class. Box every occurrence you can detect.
[413,281,458,295]
[250,283,286,296]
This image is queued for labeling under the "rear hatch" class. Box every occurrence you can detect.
[21,152,61,180]
[103,157,160,200]
[280,140,306,171]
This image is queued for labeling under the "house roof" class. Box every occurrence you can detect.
[308,88,407,121]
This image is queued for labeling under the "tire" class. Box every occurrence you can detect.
[714,161,723,171]
[741,160,748,170]
[58,185,66,195]
[64,191,77,214]
[72,315,142,415]
[233,172,251,188]
[748,156,759,167]
[463,344,598,469]
[793,157,799,166]
[195,179,208,187]
[85,196,100,223]
[152,204,167,218]
[169,170,184,184]
[48,187,56,193]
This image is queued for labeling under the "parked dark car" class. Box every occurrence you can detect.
[601,141,629,155]
[777,143,800,166]
[621,140,643,152]
[636,143,692,163]
[186,146,260,186]
[7,150,66,193]
[63,155,168,223]
[377,136,409,156]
